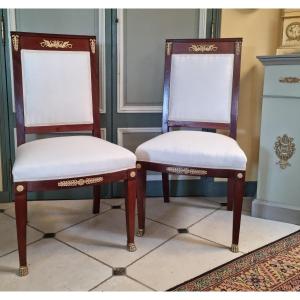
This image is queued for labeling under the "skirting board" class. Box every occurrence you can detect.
[252,199,300,225]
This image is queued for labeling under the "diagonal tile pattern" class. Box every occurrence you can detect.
[0,214,43,257]
[56,210,177,267]
[189,209,300,253]
[0,197,298,291]
[4,199,110,233]
[0,239,111,291]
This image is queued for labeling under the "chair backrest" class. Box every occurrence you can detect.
[11,32,100,146]
[162,38,242,139]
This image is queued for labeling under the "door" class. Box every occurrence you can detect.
[3,9,110,200]
[1,9,221,201]
[112,9,211,197]
[0,9,11,202]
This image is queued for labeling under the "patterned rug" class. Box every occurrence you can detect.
[170,230,300,291]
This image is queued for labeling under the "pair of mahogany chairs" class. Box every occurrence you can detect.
[10,32,246,277]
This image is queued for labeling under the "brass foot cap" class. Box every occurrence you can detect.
[136,229,144,237]
[127,243,137,252]
[231,244,239,253]
[19,266,29,277]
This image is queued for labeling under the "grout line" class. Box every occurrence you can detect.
[125,233,179,269]
[143,216,178,231]
[187,232,234,250]
[187,207,222,229]
[88,275,114,291]
[54,237,114,270]
[125,275,157,291]
[0,236,45,258]
[54,207,112,234]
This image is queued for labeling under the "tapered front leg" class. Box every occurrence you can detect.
[231,173,245,253]
[93,185,101,214]
[227,178,234,211]
[136,164,146,237]
[162,172,170,203]
[125,171,137,252]
[15,183,28,276]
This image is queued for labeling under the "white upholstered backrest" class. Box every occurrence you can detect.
[169,53,234,124]
[21,49,93,127]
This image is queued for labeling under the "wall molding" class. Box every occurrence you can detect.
[116,9,163,114]
[117,9,207,113]
[198,9,207,38]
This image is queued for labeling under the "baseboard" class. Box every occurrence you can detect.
[252,199,300,225]
[0,191,9,203]
[114,179,257,198]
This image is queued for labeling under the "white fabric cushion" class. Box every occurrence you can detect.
[21,50,93,127]
[135,131,246,170]
[169,54,234,123]
[13,136,136,182]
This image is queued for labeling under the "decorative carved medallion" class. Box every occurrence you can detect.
[40,39,73,49]
[130,171,136,178]
[16,184,24,192]
[166,167,208,176]
[89,38,96,54]
[58,176,103,187]
[279,77,300,83]
[11,34,19,51]
[189,44,218,53]
[286,22,300,41]
[274,134,296,169]
[237,173,244,179]
[166,42,172,56]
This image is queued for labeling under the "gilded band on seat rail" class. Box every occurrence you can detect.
[166,167,208,176]
[58,176,104,187]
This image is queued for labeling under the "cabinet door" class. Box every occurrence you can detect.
[257,96,300,207]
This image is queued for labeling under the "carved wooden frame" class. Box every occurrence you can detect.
[136,38,245,254]
[11,31,137,277]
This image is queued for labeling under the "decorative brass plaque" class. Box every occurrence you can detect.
[189,44,218,53]
[274,134,296,169]
[279,77,300,83]
[40,39,72,49]
[58,176,103,187]
[166,42,172,56]
[235,42,241,55]
[89,38,96,54]
[12,34,19,51]
[16,185,24,192]
[166,167,207,176]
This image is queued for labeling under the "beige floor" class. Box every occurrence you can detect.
[0,197,299,291]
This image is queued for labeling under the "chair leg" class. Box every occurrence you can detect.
[15,186,28,276]
[162,172,170,203]
[136,168,146,237]
[125,175,137,252]
[231,175,245,253]
[227,178,234,211]
[93,185,101,214]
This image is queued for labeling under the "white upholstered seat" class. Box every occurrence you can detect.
[135,130,247,170]
[13,136,136,182]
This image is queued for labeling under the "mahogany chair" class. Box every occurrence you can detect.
[10,32,137,277]
[135,38,247,253]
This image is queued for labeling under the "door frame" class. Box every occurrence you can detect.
[0,9,13,202]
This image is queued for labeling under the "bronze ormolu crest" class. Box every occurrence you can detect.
[274,134,296,169]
